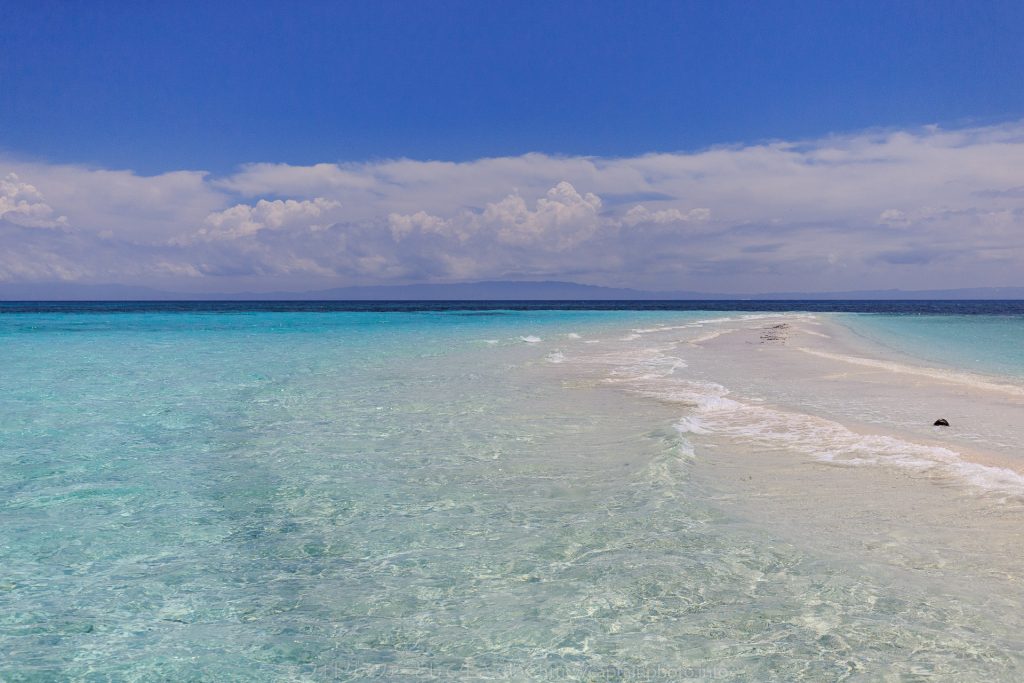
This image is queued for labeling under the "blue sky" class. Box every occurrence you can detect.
[2,1,1024,294]
[5,0,1023,173]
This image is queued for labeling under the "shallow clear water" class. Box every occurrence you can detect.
[839,312,1024,379]
[3,305,1024,680]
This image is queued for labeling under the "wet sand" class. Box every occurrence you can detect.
[583,313,1024,676]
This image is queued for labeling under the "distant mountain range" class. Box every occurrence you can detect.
[3,280,1024,301]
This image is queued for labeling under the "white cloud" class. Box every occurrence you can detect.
[214,162,377,197]
[486,181,602,249]
[387,181,606,249]
[0,173,67,228]
[0,243,86,281]
[878,209,909,227]
[195,197,341,241]
[388,211,454,241]
[3,120,1024,292]
[621,205,711,227]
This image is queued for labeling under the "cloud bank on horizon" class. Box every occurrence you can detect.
[3,121,1024,294]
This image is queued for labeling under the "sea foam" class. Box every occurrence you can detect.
[593,340,1024,499]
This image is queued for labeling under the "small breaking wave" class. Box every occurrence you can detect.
[687,329,735,345]
[590,342,1024,500]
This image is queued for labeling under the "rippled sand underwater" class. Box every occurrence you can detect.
[3,306,1024,681]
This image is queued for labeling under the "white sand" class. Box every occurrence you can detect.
[556,312,1024,641]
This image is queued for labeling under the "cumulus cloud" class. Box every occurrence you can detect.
[195,197,341,241]
[388,181,605,249]
[3,120,1024,292]
[388,211,454,241]
[488,181,602,249]
[0,173,67,228]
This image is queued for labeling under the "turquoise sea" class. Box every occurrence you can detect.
[836,312,1024,379]
[2,302,1023,681]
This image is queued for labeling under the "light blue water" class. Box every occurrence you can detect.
[839,313,1024,379]
[0,309,704,680]
[3,307,1024,680]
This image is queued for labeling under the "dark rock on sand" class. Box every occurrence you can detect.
[933,418,950,426]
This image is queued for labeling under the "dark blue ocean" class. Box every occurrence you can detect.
[4,299,1024,314]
